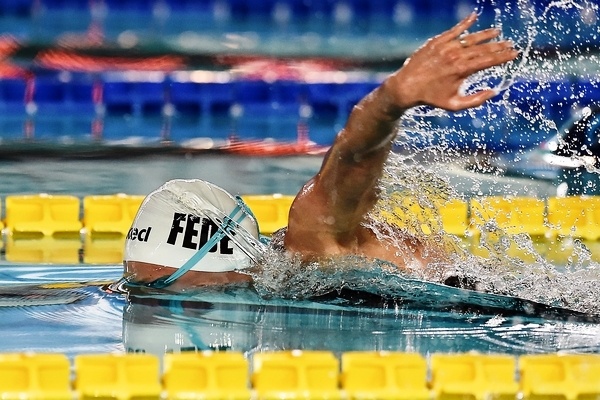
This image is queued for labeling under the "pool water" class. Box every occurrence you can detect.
[1,155,600,359]
[0,264,123,356]
[0,0,599,361]
[0,153,558,198]
[4,262,600,359]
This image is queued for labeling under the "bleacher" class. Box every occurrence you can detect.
[0,74,596,150]
[1,191,600,265]
[2,0,485,40]
[0,0,596,152]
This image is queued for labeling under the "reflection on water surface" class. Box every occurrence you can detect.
[2,264,600,357]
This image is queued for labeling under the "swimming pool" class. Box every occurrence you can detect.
[5,261,600,360]
[2,94,600,400]
[1,154,599,360]
[2,0,600,396]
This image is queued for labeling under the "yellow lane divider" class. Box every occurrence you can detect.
[2,194,600,264]
[3,193,600,239]
[1,351,600,400]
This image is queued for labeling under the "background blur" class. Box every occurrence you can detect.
[0,0,597,186]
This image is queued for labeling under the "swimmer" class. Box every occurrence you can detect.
[123,13,519,290]
[280,13,517,270]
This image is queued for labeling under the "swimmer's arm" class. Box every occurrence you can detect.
[332,12,519,159]
[287,13,518,247]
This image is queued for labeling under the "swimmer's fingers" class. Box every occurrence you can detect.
[435,12,478,44]
[463,39,516,60]
[449,89,497,110]
[461,44,519,76]
[457,28,501,48]
[444,46,517,110]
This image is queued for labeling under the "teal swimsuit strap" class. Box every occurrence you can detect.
[148,201,248,289]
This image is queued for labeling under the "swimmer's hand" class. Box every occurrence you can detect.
[386,12,518,113]
[284,14,518,266]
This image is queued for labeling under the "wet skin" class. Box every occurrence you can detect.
[129,14,518,286]
[284,14,518,271]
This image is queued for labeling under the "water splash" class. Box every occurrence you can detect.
[398,0,600,157]
[470,0,537,95]
[250,0,600,315]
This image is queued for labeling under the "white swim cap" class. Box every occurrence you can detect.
[123,296,256,355]
[124,179,261,277]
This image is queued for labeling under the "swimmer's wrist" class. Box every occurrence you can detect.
[379,73,413,119]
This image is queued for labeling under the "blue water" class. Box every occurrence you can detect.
[1,0,599,358]
[0,154,557,198]
[0,155,598,358]
[0,126,584,356]
[3,262,600,359]
[0,265,124,356]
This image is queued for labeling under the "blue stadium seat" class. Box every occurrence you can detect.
[0,0,31,16]
[199,82,235,115]
[505,97,551,150]
[270,81,308,105]
[0,79,28,105]
[167,0,215,13]
[169,81,202,115]
[368,0,396,16]
[68,80,97,109]
[336,81,378,114]
[508,80,544,101]
[42,0,90,11]
[233,101,300,141]
[445,102,510,152]
[228,0,274,20]
[427,0,467,21]
[168,81,202,141]
[137,82,166,115]
[226,80,304,141]
[571,80,600,109]
[101,114,162,141]
[61,79,99,139]
[313,1,339,16]
[169,81,235,142]
[169,115,201,142]
[276,0,311,20]
[103,0,151,13]
[506,81,552,142]
[326,82,378,128]
[33,78,68,108]
[305,83,340,132]
[233,80,272,104]
[306,82,339,113]
[101,81,166,141]
[0,79,29,140]
[483,102,513,151]
[103,81,137,116]
[533,3,597,50]
[307,124,336,145]
[29,78,71,138]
